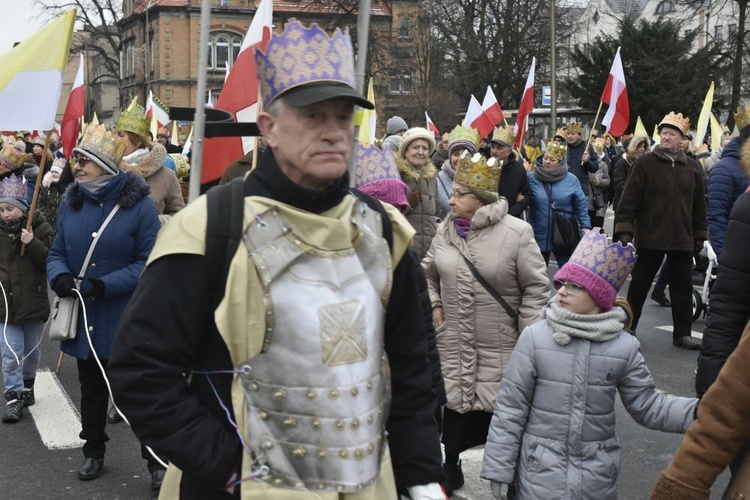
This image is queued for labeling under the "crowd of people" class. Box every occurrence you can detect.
[1,17,749,500]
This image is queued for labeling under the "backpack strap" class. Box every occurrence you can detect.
[206,178,246,311]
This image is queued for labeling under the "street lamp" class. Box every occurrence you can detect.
[550,0,557,139]
[144,0,155,96]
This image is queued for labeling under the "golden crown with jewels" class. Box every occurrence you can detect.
[734,103,750,131]
[455,153,501,192]
[490,126,515,147]
[658,112,690,136]
[74,125,127,174]
[544,141,567,161]
[566,122,582,134]
[554,127,569,140]
[448,125,481,148]
[116,100,150,139]
[0,141,31,174]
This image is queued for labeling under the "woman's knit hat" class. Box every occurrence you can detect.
[554,228,637,310]
[399,127,436,157]
[386,116,408,135]
[354,144,410,212]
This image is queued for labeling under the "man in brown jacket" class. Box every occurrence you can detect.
[615,112,707,349]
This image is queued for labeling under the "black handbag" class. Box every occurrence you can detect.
[543,183,581,254]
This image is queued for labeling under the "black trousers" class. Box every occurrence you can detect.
[77,356,165,471]
[626,249,693,339]
[77,357,110,459]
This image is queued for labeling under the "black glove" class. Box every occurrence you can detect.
[80,278,105,298]
[618,233,633,246]
[694,239,706,255]
[52,274,77,298]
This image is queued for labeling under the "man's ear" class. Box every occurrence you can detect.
[257,112,277,148]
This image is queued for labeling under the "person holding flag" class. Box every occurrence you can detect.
[488,126,531,219]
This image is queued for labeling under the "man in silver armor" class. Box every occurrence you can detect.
[108,19,444,500]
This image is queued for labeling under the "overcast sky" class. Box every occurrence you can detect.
[0,0,47,54]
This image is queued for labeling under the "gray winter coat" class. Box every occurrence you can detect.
[481,320,697,499]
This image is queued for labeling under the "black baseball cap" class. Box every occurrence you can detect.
[280,82,374,110]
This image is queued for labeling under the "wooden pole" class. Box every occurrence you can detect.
[585,101,605,155]
[251,87,262,170]
[21,132,51,256]
[55,351,65,374]
[347,0,372,186]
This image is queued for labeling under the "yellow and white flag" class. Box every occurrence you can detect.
[709,113,724,152]
[633,116,649,139]
[171,121,179,147]
[652,125,660,145]
[695,82,714,147]
[358,78,377,145]
[0,9,76,130]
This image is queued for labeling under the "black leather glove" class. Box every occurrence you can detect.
[80,278,105,298]
[52,274,77,298]
[618,233,633,246]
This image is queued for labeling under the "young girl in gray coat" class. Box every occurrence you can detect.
[481,228,698,500]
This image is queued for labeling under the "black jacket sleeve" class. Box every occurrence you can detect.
[696,193,750,397]
[508,167,532,218]
[385,249,445,490]
[412,251,447,406]
[108,254,241,496]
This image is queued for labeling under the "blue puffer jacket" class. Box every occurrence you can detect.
[47,172,160,360]
[528,171,591,253]
[707,137,750,256]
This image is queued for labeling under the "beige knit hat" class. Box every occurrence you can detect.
[398,127,436,157]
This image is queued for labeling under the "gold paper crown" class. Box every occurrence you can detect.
[658,112,690,136]
[735,103,750,131]
[169,154,190,179]
[74,125,127,173]
[455,153,501,192]
[448,125,480,149]
[554,127,569,140]
[116,101,150,139]
[490,126,515,147]
[0,141,32,174]
[566,122,582,134]
[593,138,605,154]
[544,141,567,161]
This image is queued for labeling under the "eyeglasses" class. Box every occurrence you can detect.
[451,190,473,199]
[74,155,91,165]
[553,279,585,295]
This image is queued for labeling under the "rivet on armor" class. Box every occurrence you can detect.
[351,418,360,429]
[273,477,283,485]
[273,388,287,400]
[262,440,274,450]
[291,446,306,458]
[335,419,345,430]
[258,410,268,421]
[318,450,328,461]
[249,382,259,391]
[239,364,252,376]
[306,389,317,400]
[328,389,339,399]
[366,381,373,391]
[337,485,345,492]
[350,387,359,397]
[318,483,325,489]
[367,444,374,454]
[312,419,321,430]
[283,416,297,428]
[354,449,363,460]
[339,449,349,459]
[367,415,374,424]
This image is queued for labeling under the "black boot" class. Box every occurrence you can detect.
[107,405,123,424]
[443,459,465,497]
[3,392,24,423]
[22,379,35,407]
[650,291,671,307]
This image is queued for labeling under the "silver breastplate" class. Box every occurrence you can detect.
[237,200,392,492]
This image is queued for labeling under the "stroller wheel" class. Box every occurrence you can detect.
[692,289,703,322]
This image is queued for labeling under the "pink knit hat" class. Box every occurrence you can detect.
[553,228,637,310]
[354,144,410,212]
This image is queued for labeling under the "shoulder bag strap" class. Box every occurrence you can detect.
[461,254,518,320]
[76,204,121,280]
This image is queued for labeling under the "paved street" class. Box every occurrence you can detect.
[0,210,732,499]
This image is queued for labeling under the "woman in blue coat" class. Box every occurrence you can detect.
[528,141,591,267]
[46,125,160,483]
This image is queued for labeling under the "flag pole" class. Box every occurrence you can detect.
[348,0,372,186]
[251,87,262,170]
[21,132,52,256]
[585,101,605,154]
[189,0,213,202]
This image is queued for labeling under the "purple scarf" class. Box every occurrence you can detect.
[441,159,456,180]
[454,217,472,238]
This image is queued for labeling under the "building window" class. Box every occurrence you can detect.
[655,1,675,14]
[390,68,414,95]
[207,32,243,70]
[217,0,228,5]
[398,17,412,39]
[729,23,738,39]
[715,25,723,44]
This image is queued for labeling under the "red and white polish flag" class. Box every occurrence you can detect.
[481,86,503,127]
[514,57,535,149]
[425,112,440,137]
[61,53,84,159]
[465,95,495,138]
[600,46,629,137]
